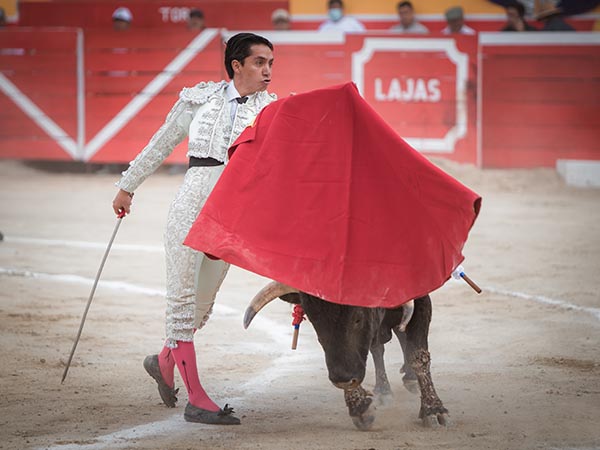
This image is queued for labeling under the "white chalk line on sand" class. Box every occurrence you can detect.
[5,236,163,253]
[0,266,315,450]
[1,260,598,447]
[484,286,600,322]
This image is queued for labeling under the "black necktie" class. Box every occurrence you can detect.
[235,96,248,104]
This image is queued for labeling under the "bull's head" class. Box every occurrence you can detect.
[244,281,415,430]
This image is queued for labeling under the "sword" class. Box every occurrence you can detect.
[61,210,126,383]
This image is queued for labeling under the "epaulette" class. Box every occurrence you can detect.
[179,81,228,104]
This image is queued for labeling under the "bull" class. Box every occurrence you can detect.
[244,282,450,431]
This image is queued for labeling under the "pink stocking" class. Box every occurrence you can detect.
[171,340,220,412]
[157,344,176,388]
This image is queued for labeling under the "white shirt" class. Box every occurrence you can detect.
[441,24,476,35]
[389,21,429,34]
[225,80,242,123]
[318,16,366,33]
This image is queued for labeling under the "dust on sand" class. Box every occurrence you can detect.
[0,160,599,450]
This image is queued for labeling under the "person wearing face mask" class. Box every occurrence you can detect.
[112,33,277,425]
[318,0,366,33]
[501,0,537,31]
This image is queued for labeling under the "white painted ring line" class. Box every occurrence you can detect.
[2,261,599,324]
[0,265,594,449]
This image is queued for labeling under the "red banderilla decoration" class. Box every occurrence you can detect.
[291,304,305,350]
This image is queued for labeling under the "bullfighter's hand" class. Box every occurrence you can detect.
[112,189,134,215]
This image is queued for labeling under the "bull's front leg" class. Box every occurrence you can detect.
[370,341,393,405]
[406,296,451,428]
[392,327,419,394]
[410,348,450,427]
[343,383,376,431]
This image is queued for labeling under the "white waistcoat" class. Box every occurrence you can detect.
[116,80,277,193]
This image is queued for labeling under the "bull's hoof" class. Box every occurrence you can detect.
[374,391,393,407]
[373,382,393,406]
[351,403,376,431]
[422,413,452,428]
[402,378,419,395]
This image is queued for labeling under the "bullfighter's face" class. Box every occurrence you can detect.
[232,44,274,96]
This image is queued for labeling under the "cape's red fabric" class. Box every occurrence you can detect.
[184,82,481,308]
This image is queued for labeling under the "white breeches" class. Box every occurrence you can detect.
[164,165,229,347]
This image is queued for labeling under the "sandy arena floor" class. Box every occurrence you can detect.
[0,159,599,450]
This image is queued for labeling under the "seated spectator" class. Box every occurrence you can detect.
[441,6,476,35]
[390,1,429,34]
[187,8,205,31]
[271,8,291,30]
[112,7,132,31]
[318,0,365,33]
[534,0,576,31]
[0,7,6,27]
[502,1,537,31]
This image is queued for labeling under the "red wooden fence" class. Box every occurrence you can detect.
[1,28,599,168]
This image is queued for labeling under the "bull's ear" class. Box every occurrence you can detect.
[279,293,301,304]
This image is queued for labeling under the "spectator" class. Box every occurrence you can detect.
[534,0,576,30]
[271,8,291,30]
[441,6,476,35]
[318,0,366,33]
[112,6,132,31]
[502,1,537,31]
[390,1,429,34]
[187,8,205,31]
[0,7,6,27]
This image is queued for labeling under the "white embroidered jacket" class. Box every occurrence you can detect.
[116,80,277,193]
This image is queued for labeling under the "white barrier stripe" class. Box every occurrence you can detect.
[6,236,163,253]
[82,28,220,160]
[479,31,600,46]
[0,73,78,158]
[223,29,346,44]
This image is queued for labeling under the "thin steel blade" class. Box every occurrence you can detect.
[61,213,125,383]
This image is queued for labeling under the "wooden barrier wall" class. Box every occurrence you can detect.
[479,33,600,168]
[1,28,599,168]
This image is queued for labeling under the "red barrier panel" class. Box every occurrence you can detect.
[479,33,600,168]
[346,33,478,164]
[18,1,287,30]
[248,32,478,164]
[0,28,80,160]
[3,29,598,168]
[85,29,224,163]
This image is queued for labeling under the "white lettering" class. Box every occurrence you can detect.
[413,79,428,102]
[402,78,414,102]
[374,78,386,101]
[158,7,170,22]
[373,78,442,103]
[157,6,191,23]
[428,79,441,102]
[388,78,402,101]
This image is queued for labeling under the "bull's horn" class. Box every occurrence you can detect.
[398,300,414,332]
[243,281,298,329]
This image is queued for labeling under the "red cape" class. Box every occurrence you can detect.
[184,82,481,308]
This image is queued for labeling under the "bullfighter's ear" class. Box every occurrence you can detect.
[279,293,301,304]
